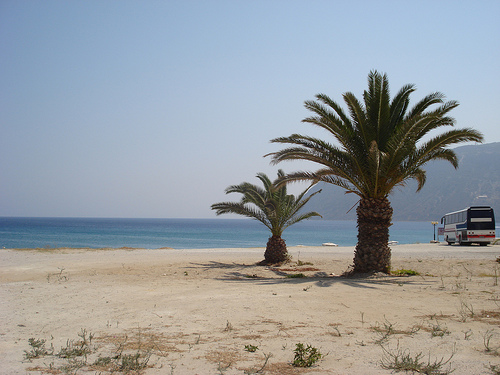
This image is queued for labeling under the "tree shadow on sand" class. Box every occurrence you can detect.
[186,261,434,289]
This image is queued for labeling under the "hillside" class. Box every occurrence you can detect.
[305,142,500,221]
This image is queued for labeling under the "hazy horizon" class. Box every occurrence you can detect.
[1,1,499,219]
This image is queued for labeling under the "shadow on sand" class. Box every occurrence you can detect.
[186,260,434,289]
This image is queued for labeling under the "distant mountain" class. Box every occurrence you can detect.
[305,142,500,222]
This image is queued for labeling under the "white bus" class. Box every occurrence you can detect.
[441,206,495,246]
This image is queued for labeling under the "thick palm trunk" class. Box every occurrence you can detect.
[351,197,393,274]
[264,235,288,264]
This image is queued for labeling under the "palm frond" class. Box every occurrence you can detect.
[268,71,483,200]
[211,170,322,237]
[412,128,483,167]
[211,202,271,228]
[276,170,359,195]
[363,71,391,147]
[404,92,446,120]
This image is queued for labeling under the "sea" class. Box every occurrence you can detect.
[0,217,440,250]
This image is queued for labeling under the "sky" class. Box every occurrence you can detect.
[1,0,499,219]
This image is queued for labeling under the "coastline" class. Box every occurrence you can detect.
[0,217,440,249]
[2,243,499,374]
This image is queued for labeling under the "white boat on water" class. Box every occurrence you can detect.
[322,242,338,247]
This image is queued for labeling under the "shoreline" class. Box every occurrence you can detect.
[2,243,500,374]
[2,241,498,260]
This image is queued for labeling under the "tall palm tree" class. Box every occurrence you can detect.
[211,170,321,264]
[267,71,483,274]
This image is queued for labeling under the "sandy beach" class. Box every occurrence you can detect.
[1,243,500,374]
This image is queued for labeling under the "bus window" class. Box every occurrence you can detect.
[469,209,495,230]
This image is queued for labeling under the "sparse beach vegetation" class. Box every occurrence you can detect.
[391,269,420,276]
[5,244,499,374]
[380,343,456,374]
[292,343,322,367]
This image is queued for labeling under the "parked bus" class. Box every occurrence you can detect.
[440,206,495,246]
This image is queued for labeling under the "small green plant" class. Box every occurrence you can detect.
[244,344,259,352]
[463,329,473,340]
[459,300,475,322]
[119,352,151,372]
[224,321,234,332]
[331,326,342,337]
[392,269,420,276]
[59,359,87,373]
[372,319,420,344]
[24,338,53,360]
[372,320,396,344]
[484,329,497,353]
[57,329,94,359]
[93,356,113,366]
[430,323,450,338]
[46,267,69,283]
[292,343,322,367]
[380,344,455,374]
[297,260,313,266]
[286,273,305,278]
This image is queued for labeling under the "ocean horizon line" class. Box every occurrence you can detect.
[0,216,438,223]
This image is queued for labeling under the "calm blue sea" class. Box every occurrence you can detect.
[0,217,438,249]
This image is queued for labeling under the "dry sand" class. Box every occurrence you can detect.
[1,243,500,374]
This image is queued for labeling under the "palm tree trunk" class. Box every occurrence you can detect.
[351,197,393,274]
[264,235,288,264]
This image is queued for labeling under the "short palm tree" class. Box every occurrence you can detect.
[211,170,321,264]
[267,71,483,274]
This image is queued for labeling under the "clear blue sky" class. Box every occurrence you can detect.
[1,0,499,218]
